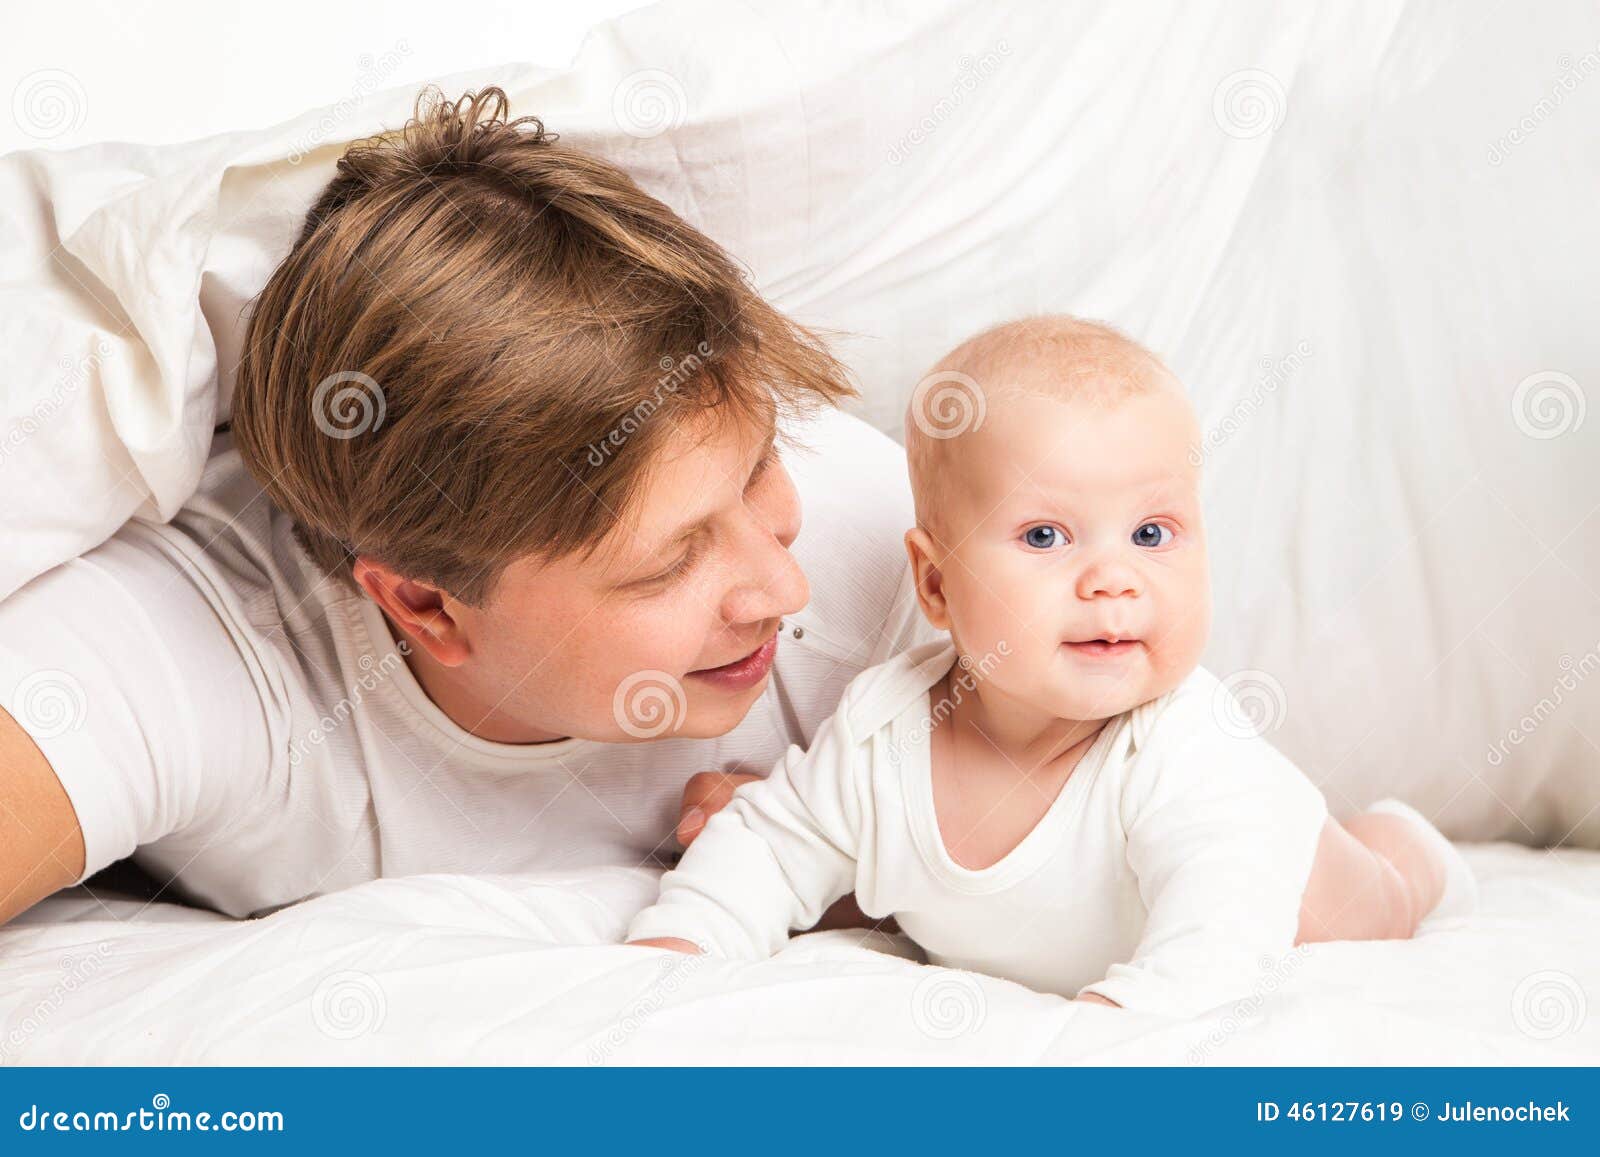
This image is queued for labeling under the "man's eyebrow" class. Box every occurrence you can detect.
[657,516,712,556]
[753,423,779,466]
[608,517,707,587]
[607,430,774,587]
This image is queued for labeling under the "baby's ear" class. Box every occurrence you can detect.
[903,527,951,630]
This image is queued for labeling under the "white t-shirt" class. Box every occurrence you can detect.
[626,641,1332,1018]
[0,408,939,917]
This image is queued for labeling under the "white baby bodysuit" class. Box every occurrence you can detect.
[626,640,1331,1018]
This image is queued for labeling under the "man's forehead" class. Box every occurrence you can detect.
[599,410,776,557]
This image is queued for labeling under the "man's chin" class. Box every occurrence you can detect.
[677,680,770,738]
[603,696,761,744]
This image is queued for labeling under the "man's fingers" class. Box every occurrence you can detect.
[676,771,761,847]
[680,770,760,812]
[675,806,708,846]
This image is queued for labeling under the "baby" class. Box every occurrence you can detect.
[626,316,1475,1017]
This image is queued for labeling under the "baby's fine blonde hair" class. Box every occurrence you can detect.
[904,315,1183,541]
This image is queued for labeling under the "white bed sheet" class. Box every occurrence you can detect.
[0,843,1593,1064]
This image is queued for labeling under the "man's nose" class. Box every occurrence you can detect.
[722,530,809,625]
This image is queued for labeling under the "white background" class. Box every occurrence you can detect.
[0,0,648,155]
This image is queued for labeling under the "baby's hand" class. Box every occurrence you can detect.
[675,770,762,847]
[627,937,703,954]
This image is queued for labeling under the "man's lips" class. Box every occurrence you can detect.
[687,632,780,690]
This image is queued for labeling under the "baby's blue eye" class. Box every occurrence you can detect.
[1023,525,1065,550]
[1132,522,1173,548]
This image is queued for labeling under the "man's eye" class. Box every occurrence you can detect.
[1022,525,1066,550]
[1132,522,1173,548]
[658,552,696,582]
[663,540,709,582]
[747,450,776,489]
[638,541,702,588]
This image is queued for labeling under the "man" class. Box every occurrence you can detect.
[0,88,934,925]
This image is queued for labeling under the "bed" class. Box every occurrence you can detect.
[0,844,1593,1063]
[2,0,1598,1063]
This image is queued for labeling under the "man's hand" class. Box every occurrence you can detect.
[675,770,761,847]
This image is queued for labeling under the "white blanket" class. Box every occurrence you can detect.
[0,844,1593,1064]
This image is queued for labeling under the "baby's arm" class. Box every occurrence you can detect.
[1075,992,1120,1007]
[1077,723,1326,1018]
[626,701,867,959]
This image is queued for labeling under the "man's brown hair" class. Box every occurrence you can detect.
[232,86,851,604]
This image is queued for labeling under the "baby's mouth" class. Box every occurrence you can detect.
[1063,637,1143,659]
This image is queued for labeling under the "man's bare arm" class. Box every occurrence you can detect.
[0,703,84,926]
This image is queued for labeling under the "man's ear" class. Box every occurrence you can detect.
[351,557,471,667]
[904,527,952,631]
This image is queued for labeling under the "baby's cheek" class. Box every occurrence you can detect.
[1154,593,1211,689]
[967,608,1023,666]
[955,575,1030,655]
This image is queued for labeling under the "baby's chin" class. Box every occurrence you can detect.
[1050,687,1152,725]
[1041,654,1192,721]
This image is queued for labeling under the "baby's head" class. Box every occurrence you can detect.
[904,316,1210,724]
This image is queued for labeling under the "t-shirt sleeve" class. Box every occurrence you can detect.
[625,685,870,958]
[0,531,276,885]
[1077,692,1329,1018]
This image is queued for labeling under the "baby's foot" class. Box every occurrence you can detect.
[1365,798,1478,929]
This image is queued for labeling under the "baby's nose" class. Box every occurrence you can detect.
[1076,559,1141,599]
